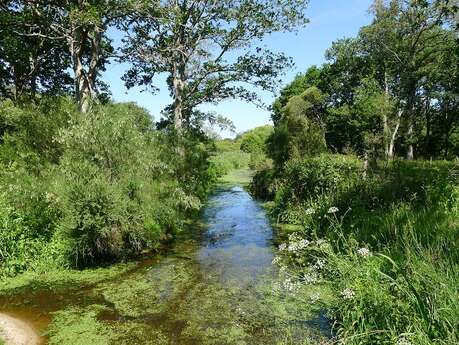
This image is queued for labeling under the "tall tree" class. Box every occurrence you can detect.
[121,0,309,133]
[6,0,126,112]
[0,1,72,100]
[363,0,453,159]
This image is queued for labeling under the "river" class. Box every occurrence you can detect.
[0,182,328,345]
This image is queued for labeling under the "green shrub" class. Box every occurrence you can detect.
[0,165,62,276]
[0,98,216,274]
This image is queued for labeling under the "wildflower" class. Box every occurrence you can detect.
[341,288,355,300]
[313,258,326,270]
[357,247,372,257]
[327,206,339,214]
[297,239,310,250]
[303,272,318,284]
[288,242,298,252]
[282,278,300,293]
[271,256,281,265]
[305,207,315,215]
[396,337,413,345]
[279,243,287,251]
[309,292,320,303]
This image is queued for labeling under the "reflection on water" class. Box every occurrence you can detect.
[198,186,274,287]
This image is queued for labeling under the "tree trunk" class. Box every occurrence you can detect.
[405,85,416,160]
[173,75,184,132]
[406,121,414,160]
[172,60,186,133]
[388,109,402,159]
[383,71,390,158]
[69,26,99,113]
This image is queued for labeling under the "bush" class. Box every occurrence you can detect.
[0,165,62,276]
[0,98,215,274]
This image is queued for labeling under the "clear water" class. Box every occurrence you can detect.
[0,184,329,344]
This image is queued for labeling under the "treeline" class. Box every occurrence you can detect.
[251,1,459,344]
[0,0,307,124]
[269,0,458,164]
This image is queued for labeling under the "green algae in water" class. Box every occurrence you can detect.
[2,185,332,345]
[46,305,112,345]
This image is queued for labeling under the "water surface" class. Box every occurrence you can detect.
[0,183,327,344]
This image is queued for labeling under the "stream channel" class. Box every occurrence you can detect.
[0,183,330,344]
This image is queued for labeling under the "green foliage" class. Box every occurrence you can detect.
[237,125,273,170]
[0,97,216,275]
[268,87,327,168]
[269,1,458,160]
[121,0,308,129]
[211,150,251,177]
[272,66,325,125]
[261,154,459,344]
[239,125,273,155]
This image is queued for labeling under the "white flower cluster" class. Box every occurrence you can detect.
[396,337,413,345]
[305,207,316,215]
[341,288,355,300]
[273,278,301,294]
[271,256,281,265]
[302,271,319,284]
[309,292,321,303]
[288,239,310,252]
[312,258,326,270]
[327,206,339,214]
[357,247,372,257]
[278,233,314,253]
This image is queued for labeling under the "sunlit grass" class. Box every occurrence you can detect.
[220,168,254,185]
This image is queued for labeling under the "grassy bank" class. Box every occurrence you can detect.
[253,155,459,344]
[219,168,254,186]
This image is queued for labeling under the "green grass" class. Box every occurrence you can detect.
[258,156,459,344]
[219,168,254,185]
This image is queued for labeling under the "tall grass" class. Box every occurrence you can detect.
[257,154,459,344]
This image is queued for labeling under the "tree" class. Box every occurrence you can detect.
[267,86,327,168]
[362,0,453,159]
[239,125,273,155]
[5,1,127,112]
[0,2,73,100]
[121,0,309,133]
[271,66,324,125]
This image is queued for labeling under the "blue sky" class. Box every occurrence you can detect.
[102,0,373,137]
